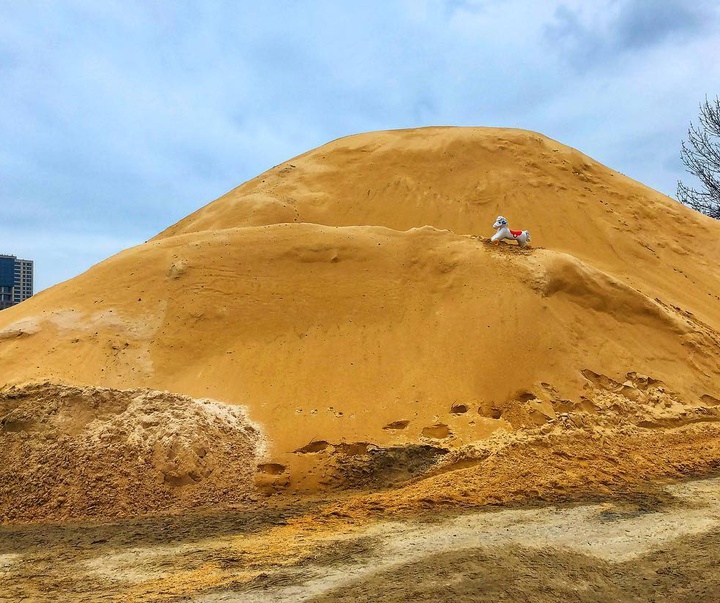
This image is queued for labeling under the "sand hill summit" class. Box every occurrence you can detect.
[1,127,720,522]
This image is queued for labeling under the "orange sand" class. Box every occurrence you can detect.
[0,383,262,522]
[1,127,719,517]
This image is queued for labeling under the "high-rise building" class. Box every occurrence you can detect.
[0,255,33,310]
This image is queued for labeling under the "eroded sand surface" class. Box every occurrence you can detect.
[2,478,720,602]
[0,384,264,522]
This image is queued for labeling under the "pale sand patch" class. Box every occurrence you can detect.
[0,316,40,339]
[83,544,201,584]
[0,554,19,573]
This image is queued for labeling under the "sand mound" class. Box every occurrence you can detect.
[0,127,719,502]
[0,383,263,522]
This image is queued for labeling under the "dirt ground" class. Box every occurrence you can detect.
[3,476,720,602]
[4,380,720,602]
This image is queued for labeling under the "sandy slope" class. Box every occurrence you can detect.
[1,127,719,508]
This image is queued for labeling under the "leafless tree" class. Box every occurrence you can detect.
[677,96,720,219]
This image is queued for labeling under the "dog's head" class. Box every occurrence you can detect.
[492,216,507,229]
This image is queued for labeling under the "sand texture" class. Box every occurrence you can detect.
[4,478,720,601]
[1,127,719,520]
[0,383,262,522]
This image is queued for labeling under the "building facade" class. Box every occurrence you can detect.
[0,255,33,310]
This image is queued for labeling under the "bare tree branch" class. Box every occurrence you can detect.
[678,96,720,219]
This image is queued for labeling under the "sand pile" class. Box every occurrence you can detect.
[325,370,720,515]
[0,383,263,522]
[0,127,719,509]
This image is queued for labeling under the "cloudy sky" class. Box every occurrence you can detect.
[1,0,719,292]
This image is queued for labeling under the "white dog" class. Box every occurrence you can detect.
[491,216,531,247]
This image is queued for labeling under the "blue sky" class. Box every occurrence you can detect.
[1,0,719,292]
